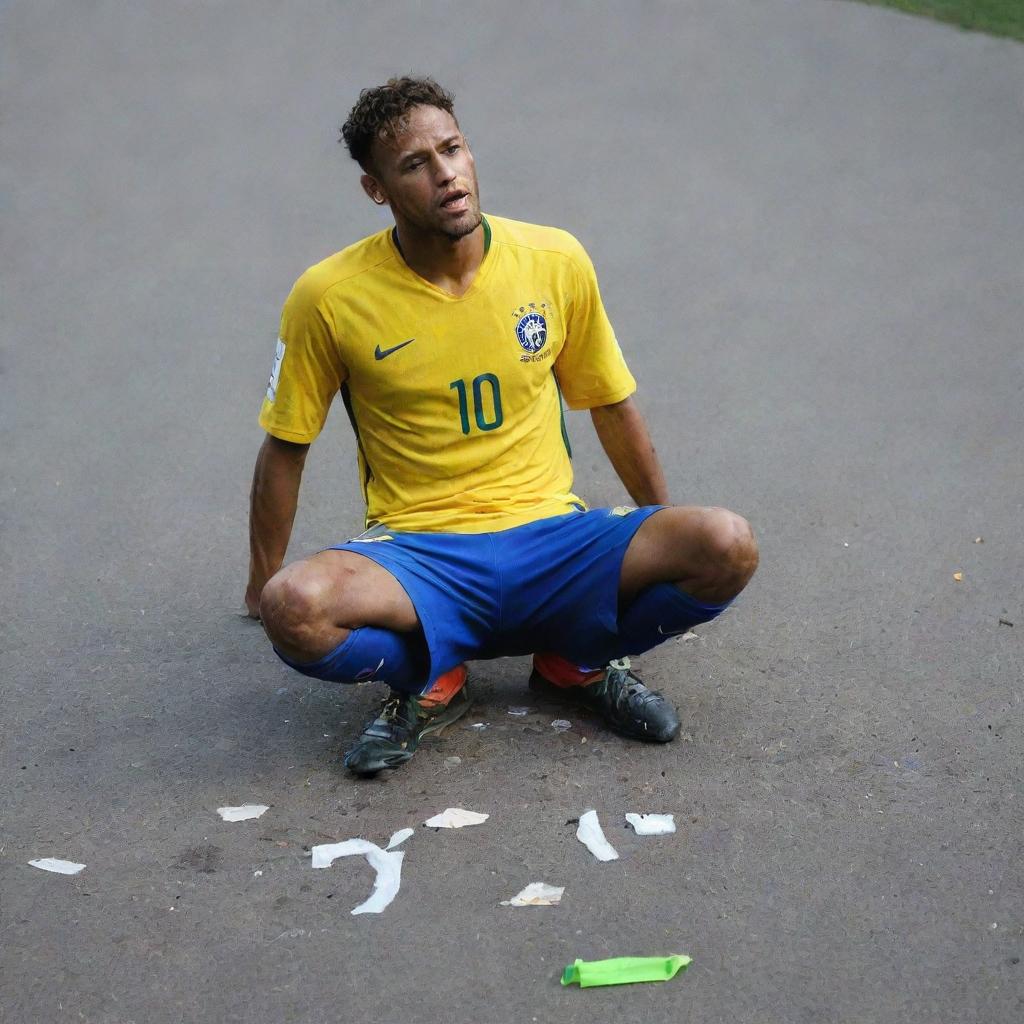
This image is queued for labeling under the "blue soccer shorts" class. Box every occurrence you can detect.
[329,506,664,687]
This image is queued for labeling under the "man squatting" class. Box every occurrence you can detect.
[246,77,758,776]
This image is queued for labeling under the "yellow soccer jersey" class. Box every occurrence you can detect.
[258,214,636,533]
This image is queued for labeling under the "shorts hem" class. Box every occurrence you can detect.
[323,545,443,692]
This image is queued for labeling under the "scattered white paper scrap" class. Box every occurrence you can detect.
[507,706,531,716]
[576,810,619,862]
[29,858,85,875]
[501,882,565,907]
[468,722,489,730]
[310,839,404,915]
[626,813,676,835]
[386,828,414,850]
[551,719,572,732]
[217,804,269,822]
[423,808,489,829]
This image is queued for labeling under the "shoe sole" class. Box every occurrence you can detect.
[419,690,474,738]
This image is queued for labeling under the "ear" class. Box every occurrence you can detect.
[360,174,388,206]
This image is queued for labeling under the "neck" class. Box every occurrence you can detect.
[392,219,485,297]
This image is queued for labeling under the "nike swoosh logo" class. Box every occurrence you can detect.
[354,657,386,682]
[374,338,415,360]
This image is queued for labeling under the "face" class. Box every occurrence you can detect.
[362,105,482,241]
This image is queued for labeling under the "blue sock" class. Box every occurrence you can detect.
[274,625,428,694]
[616,582,731,656]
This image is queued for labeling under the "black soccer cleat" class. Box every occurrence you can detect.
[528,657,680,743]
[343,666,472,777]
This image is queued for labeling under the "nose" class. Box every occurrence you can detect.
[432,152,457,186]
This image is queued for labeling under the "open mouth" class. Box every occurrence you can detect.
[440,190,470,210]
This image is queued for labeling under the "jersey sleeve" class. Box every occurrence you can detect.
[258,272,348,443]
[553,236,636,410]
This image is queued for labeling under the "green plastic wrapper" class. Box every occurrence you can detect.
[561,954,692,988]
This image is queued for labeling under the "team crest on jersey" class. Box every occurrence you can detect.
[515,310,548,353]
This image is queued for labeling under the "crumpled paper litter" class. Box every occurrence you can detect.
[500,882,565,906]
[29,858,85,875]
[311,838,404,915]
[217,804,269,822]
[423,808,489,828]
[625,813,676,835]
[386,828,414,850]
[576,810,619,861]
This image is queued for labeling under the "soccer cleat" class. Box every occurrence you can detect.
[342,664,472,777]
[528,657,680,743]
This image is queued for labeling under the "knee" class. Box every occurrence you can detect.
[701,508,759,598]
[259,564,337,654]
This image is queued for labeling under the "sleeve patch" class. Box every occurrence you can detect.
[266,339,286,402]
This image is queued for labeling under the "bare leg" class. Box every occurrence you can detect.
[260,550,471,777]
[530,505,758,743]
[619,506,759,606]
[259,550,419,662]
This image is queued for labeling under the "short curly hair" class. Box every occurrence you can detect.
[341,76,457,171]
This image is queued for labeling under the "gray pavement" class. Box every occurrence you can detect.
[2,2,1022,1021]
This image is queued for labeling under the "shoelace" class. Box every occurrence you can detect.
[609,666,662,705]
[365,695,407,731]
[378,696,403,719]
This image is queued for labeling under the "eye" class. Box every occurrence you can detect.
[446,144,461,154]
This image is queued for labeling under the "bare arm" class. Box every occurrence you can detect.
[245,434,310,617]
[590,396,670,507]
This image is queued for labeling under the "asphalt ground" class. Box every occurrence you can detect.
[2,2,1022,1021]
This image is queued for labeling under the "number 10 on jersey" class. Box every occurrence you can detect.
[449,374,503,434]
